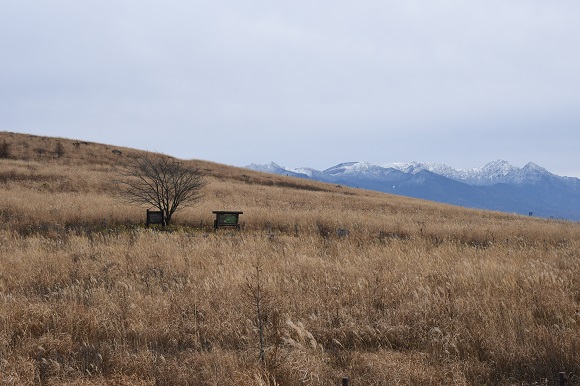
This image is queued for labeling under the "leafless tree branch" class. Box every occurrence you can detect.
[117,154,206,225]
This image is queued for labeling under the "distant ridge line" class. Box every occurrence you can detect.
[247,160,580,221]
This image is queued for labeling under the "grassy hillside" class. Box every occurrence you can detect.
[1,131,579,385]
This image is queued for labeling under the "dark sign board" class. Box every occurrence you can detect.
[146,209,165,227]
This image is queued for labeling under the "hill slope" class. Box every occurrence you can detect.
[1,131,580,385]
[2,131,538,234]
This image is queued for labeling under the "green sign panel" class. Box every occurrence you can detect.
[218,213,238,225]
[213,211,243,230]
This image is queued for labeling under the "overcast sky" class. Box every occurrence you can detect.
[2,1,579,176]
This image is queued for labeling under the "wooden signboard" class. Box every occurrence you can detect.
[213,211,243,230]
[146,209,165,228]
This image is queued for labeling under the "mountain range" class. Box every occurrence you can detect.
[247,160,580,221]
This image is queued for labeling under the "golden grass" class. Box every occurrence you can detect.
[1,131,579,385]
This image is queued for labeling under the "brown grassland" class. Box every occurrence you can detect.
[0,131,579,385]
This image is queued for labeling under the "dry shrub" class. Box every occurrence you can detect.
[0,140,11,159]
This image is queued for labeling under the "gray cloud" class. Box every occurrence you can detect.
[1,0,579,176]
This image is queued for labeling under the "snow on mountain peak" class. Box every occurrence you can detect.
[247,160,564,187]
[385,161,457,176]
[247,162,286,173]
[324,161,374,175]
[522,162,548,173]
[383,160,538,186]
[480,160,517,176]
[292,167,316,177]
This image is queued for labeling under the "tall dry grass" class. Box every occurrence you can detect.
[1,132,580,385]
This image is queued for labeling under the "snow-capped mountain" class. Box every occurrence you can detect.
[385,160,523,186]
[323,162,407,181]
[246,162,310,179]
[246,160,580,221]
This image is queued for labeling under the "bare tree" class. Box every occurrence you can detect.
[118,154,206,226]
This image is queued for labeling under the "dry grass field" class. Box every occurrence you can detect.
[1,131,579,385]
